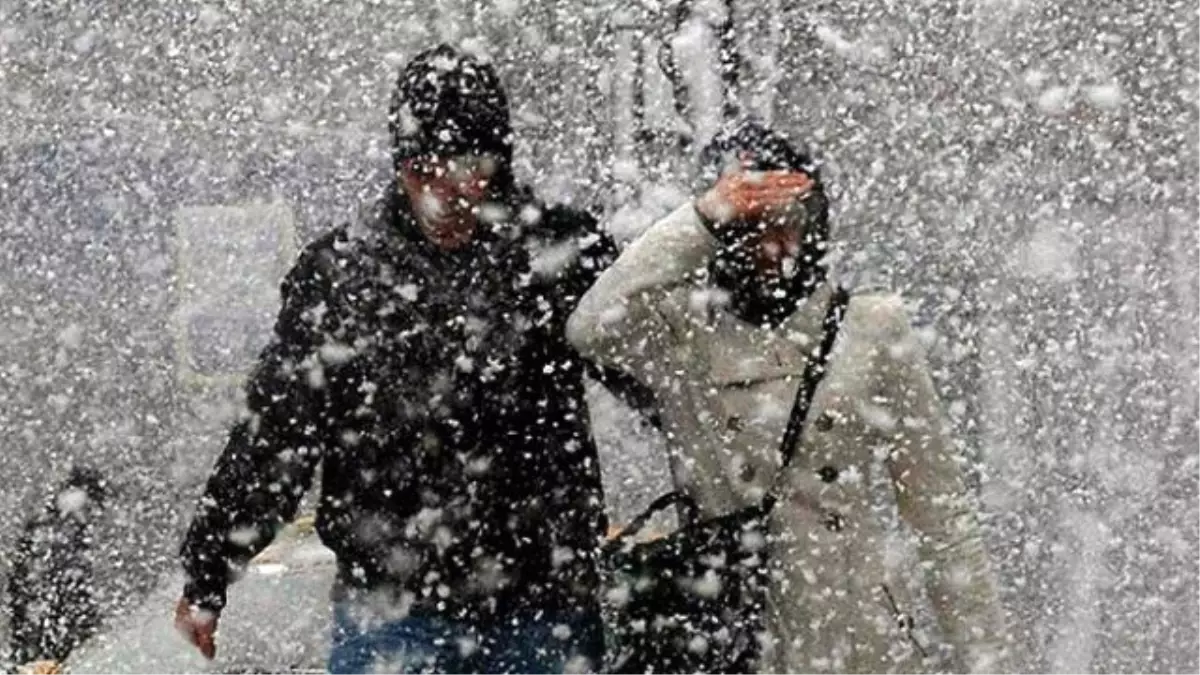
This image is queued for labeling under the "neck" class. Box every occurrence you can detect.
[720,262,827,328]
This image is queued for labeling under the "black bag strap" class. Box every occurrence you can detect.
[607,286,849,544]
[760,285,849,514]
[776,286,849,471]
[618,490,700,541]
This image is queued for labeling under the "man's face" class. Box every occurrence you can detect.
[711,213,805,310]
[399,153,498,250]
[711,152,812,280]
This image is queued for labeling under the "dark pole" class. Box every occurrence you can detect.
[631,32,647,158]
[656,0,694,150]
[717,0,741,122]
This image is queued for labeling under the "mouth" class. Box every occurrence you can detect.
[422,220,477,249]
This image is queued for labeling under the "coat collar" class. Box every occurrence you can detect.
[704,281,837,386]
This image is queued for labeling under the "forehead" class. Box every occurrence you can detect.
[422,152,496,166]
[409,153,497,176]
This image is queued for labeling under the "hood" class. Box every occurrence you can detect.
[700,118,831,327]
[388,44,514,181]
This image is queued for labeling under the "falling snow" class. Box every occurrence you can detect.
[0,1,1195,674]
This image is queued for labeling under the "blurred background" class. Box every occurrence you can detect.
[0,0,1196,672]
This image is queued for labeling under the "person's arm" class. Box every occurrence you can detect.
[8,516,45,666]
[567,167,812,383]
[8,469,109,666]
[868,296,1010,673]
[178,238,341,616]
[550,208,665,428]
[565,204,717,387]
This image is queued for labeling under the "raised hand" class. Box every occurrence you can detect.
[173,596,218,660]
[695,170,814,227]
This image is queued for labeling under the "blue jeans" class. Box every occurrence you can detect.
[328,603,602,674]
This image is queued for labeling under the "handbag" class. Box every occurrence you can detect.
[601,287,849,674]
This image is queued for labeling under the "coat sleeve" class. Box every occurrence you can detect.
[870,296,1010,673]
[560,209,664,429]
[179,240,338,613]
[566,204,717,388]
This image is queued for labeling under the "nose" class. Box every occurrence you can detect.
[428,176,486,205]
[420,184,467,211]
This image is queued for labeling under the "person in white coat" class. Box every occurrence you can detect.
[568,121,1009,674]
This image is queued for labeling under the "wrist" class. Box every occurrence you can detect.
[183,580,226,615]
[693,203,715,235]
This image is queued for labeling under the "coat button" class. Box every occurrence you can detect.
[814,413,835,432]
[818,466,839,483]
[739,462,757,483]
[822,512,845,532]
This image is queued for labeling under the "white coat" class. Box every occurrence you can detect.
[568,205,1010,673]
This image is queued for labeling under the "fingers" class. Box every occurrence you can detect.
[734,173,813,201]
[737,170,813,188]
[723,188,805,218]
[174,597,218,660]
[173,612,202,653]
[699,170,815,226]
[716,171,814,218]
[196,626,217,660]
[723,170,812,192]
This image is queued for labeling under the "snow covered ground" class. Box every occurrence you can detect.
[67,532,336,673]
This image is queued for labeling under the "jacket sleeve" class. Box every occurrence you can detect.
[870,296,1010,673]
[560,210,663,429]
[566,204,717,388]
[179,241,337,613]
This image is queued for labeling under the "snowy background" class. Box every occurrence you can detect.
[0,0,1196,672]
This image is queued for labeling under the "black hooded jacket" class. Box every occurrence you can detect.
[8,467,109,666]
[179,186,652,619]
[179,45,656,620]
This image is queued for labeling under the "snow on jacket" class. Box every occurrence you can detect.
[7,468,109,666]
[567,204,1010,673]
[179,186,654,622]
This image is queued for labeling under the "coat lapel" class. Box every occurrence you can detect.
[704,282,836,387]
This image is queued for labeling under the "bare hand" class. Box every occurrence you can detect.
[174,596,218,660]
[695,170,814,227]
[15,661,63,674]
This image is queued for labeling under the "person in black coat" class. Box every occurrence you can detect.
[174,44,655,674]
[7,467,109,669]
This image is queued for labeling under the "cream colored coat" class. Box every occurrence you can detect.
[568,205,1009,674]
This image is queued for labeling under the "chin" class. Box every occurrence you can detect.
[422,221,478,250]
[441,228,484,248]
[429,235,471,251]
